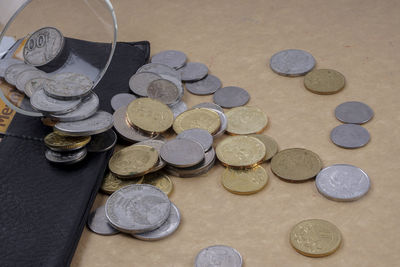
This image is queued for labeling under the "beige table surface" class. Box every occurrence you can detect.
[3,0,400,266]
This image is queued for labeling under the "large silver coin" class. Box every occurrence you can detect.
[186,74,222,95]
[147,79,180,105]
[24,77,52,98]
[193,102,224,113]
[4,63,36,85]
[151,50,187,69]
[105,184,171,233]
[169,100,187,118]
[0,58,23,77]
[87,129,117,153]
[137,63,181,80]
[49,93,99,122]
[23,27,65,67]
[133,202,180,240]
[270,49,315,77]
[195,245,243,267]
[129,72,162,97]
[316,164,370,201]
[30,89,81,114]
[177,128,213,152]
[335,101,374,124]
[54,111,113,136]
[330,124,370,148]
[213,86,250,108]
[45,147,87,165]
[134,139,166,172]
[180,62,208,82]
[15,69,47,93]
[44,72,93,99]
[87,205,119,236]
[161,139,205,168]
[110,93,137,111]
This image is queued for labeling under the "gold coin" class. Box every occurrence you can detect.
[173,108,221,134]
[226,106,268,135]
[250,134,278,161]
[108,145,159,178]
[41,117,59,127]
[216,136,266,168]
[290,219,342,257]
[142,172,173,196]
[126,98,174,133]
[101,172,143,195]
[44,132,91,151]
[222,165,269,195]
[271,148,322,182]
[304,69,345,95]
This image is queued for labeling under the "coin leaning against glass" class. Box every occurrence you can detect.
[335,101,374,124]
[44,132,91,151]
[160,139,205,168]
[87,205,119,236]
[213,86,250,108]
[45,147,87,164]
[44,72,94,100]
[270,49,315,76]
[150,50,187,69]
[226,106,268,135]
[330,124,370,149]
[222,165,269,195]
[195,245,243,267]
[30,89,81,115]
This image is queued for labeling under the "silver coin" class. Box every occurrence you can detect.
[87,129,117,153]
[0,58,23,77]
[113,106,158,142]
[129,72,162,97]
[23,27,65,67]
[24,77,52,98]
[270,49,315,77]
[87,205,119,235]
[160,139,205,168]
[177,128,213,152]
[133,202,180,240]
[330,124,370,148]
[54,111,113,136]
[110,93,137,111]
[335,101,374,124]
[180,62,208,82]
[49,93,99,122]
[186,74,222,95]
[45,147,87,165]
[316,164,370,201]
[159,74,184,102]
[30,89,81,114]
[169,100,187,118]
[147,79,180,105]
[105,184,171,233]
[195,245,243,267]
[192,102,224,113]
[134,139,166,172]
[15,69,48,93]
[4,63,36,85]
[137,63,181,81]
[213,86,250,108]
[44,72,93,99]
[151,50,187,69]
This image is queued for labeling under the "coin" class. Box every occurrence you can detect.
[159,73,184,100]
[192,102,224,113]
[30,89,81,114]
[330,124,370,148]
[147,79,180,105]
[213,86,250,108]
[54,111,113,136]
[250,134,278,161]
[195,245,243,267]
[271,148,322,182]
[141,172,173,196]
[15,69,47,93]
[133,202,180,240]
[177,128,213,152]
[316,164,370,201]
[137,63,181,80]
[226,106,268,135]
[304,69,345,95]
[290,219,342,257]
[25,77,52,98]
[101,172,143,195]
[44,72,93,99]
[126,98,174,133]
[216,136,266,168]
[129,72,162,97]
[45,147,87,164]
[134,139,166,172]
[4,63,36,85]
[49,93,99,122]
[151,50,187,69]
[87,205,119,236]
[23,27,65,67]
[0,58,23,77]
[210,109,228,138]
[270,49,315,76]
[87,129,117,153]
[186,74,222,95]
[44,132,91,151]
[110,93,137,111]
[335,101,374,124]
[222,165,269,195]
[160,139,205,168]
[173,108,221,134]
[180,62,208,82]
[169,100,187,118]
[105,184,171,233]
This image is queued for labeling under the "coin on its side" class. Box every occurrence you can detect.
[110,93,137,111]
[142,172,173,196]
[87,129,117,153]
[160,139,205,168]
[173,108,221,134]
[222,165,269,195]
[290,219,342,257]
[250,134,278,161]
[271,148,322,182]
[101,172,143,195]
[129,72,162,97]
[186,74,222,95]
[151,50,187,69]
[147,79,180,105]
[213,86,250,108]
[44,132,91,151]
[335,101,374,124]
[195,245,243,267]
[87,205,119,236]
[226,106,268,135]
[180,62,208,82]
[304,69,345,95]
[177,128,213,152]
[270,49,315,76]
[45,147,87,164]
[44,72,93,99]
[330,124,370,149]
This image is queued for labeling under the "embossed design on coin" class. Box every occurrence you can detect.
[151,50,187,69]
[304,69,345,95]
[87,129,117,153]
[142,172,173,196]
[330,124,370,148]
[226,106,268,135]
[30,89,81,114]
[222,165,269,195]
[44,132,90,151]
[44,72,93,99]
[87,205,119,235]
[137,63,181,80]
[129,72,162,97]
[101,172,143,195]
[45,147,87,164]
[135,140,166,172]
[250,134,278,161]
[213,86,250,108]
[270,49,315,76]
[195,245,243,267]
[110,93,137,111]
[186,74,222,95]
[160,139,205,168]
[173,108,221,134]
[49,93,99,122]
[147,79,180,105]
[180,62,208,82]
[335,101,374,124]
[177,128,213,152]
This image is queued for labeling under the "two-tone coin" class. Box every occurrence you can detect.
[226,106,268,135]
[87,129,117,153]
[177,128,213,151]
[186,74,222,95]
[330,124,370,148]
[30,89,81,114]
[335,101,374,124]
[129,72,162,97]
[304,69,345,95]
[222,165,269,195]
[44,72,93,99]
[151,50,187,69]
[195,245,243,267]
[87,205,119,236]
[213,86,250,108]
[180,62,208,82]
[160,139,204,168]
[270,49,315,76]
[45,147,87,164]
[49,93,99,122]
[44,132,91,151]
[110,93,137,111]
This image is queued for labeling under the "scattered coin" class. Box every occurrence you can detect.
[169,100,187,118]
[250,134,278,161]
[5,63,36,85]
[222,165,269,195]
[44,72,93,99]
[330,124,370,148]
[304,69,345,95]
[87,205,119,236]
[142,172,173,196]
[173,108,221,134]
[335,101,374,124]
[30,89,81,114]
[290,219,342,257]
[49,93,99,122]
[45,147,87,164]
[147,79,180,105]
[15,69,47,93]
[192,102,224,113]
[134,139,166,172]
[185,74,222,95]
[195,245,243,267]
[101,172,143,195]
[180,62,208,82]
[270,49,315,76]
[137,63,181,80]
[0,58,23,77]
[129,72,162,97]
[87,129,117,153]
[213,86,250,108]
[226,106,268,135]
[44,132,91,151]
[151,50,187,69]
[24,77,52,98]
[160,139,205,168]
[110,93,137,111]
[177,128,213,152]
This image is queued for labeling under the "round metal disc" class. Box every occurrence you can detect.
[180,62,208,82]
[177,128,213,152]
[44,72,93,100]
[169,100,187,118]
[330,124,370,148]
[335,101,374,124]
[24,77,52,98]
[151,50,187,69]
[45,147,87,164]
[134,139,166,172]
[49,93,99,122]
[5,63,36,85]
[110,93,137,111]
[15,69,48,93]
[0,58,23,78]
[147,79,180,105]
[30,89,81,114]
[195,245,243,267]
[270,49,315,76]
[87,129,117,153]
[304,69,345,95]
[185,74,222,95]
[129,72,162,97]
[87,205,119,235]
[213,86,250,108]
[160,139,205,168]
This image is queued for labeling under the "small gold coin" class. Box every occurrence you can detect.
[173,108,221,134]
[126,98,174,133]
[108,145,159,178]
[290,219,342,257]
[226,106,268,135]
[304,69,345,95]
[142,172,173,196]
[216,136,266,168]
[271,148,322,182]
[250,134,278,161]
[101,172,143,195]
[222,165,269,195]
[44,132,91,151]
